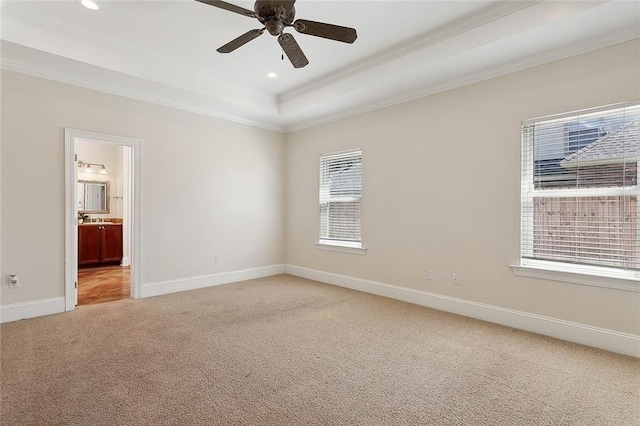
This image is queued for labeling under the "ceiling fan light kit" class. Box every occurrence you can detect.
[196,0,358,68]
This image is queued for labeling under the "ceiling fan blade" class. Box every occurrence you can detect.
[217,29,264,53]
[195,0,257,18]
[278,33,309,68]
[293,19,357,44]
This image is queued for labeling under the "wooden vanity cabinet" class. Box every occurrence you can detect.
[78,224,123,267]
[78,225,101,264]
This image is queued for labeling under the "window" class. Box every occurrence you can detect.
[319,149,363,251]
[516,102,640,288]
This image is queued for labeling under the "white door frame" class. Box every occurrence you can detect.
[64,128,142,311]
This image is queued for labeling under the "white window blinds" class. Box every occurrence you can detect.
[319,149,362,247]
[521,103,639,276]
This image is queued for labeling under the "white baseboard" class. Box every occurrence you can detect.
[0,297,66,323]
[285,265,640,358]
[121,256,131,267]
[141,264,286,298]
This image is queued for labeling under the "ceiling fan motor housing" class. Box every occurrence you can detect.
[254,0,296,35]
[264,20,284,36]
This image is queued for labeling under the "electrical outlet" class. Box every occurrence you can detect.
[214,256,220,264]
[427,270,434,281]
[452,273,460,285]
[9,274,19,288]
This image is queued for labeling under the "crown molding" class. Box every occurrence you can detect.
[0,55,286,133]
[282,26,640,133]
[0,6,277,102]
[1,1,636,134]
[279,1,541,104]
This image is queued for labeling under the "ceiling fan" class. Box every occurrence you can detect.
[195,0,358,68]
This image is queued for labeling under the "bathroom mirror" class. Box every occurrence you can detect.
[77,180,110,214]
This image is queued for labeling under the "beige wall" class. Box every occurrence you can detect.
[1,40,638,336]
[285,40,640,335]
[1,70,285,304]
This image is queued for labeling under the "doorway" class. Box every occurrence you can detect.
[64,129,142,311]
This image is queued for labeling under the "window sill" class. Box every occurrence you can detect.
[511,261,639,292]
[316,242,367,255]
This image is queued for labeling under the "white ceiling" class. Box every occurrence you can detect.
[1,0,638,132]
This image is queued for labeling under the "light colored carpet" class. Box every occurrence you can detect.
[1,274,638,425]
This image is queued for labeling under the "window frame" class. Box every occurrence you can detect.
[512,102,640,292]
[317,148,366,255]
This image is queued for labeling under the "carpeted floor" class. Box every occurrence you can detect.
[1,274,639,425]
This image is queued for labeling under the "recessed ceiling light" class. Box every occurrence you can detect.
[81,0,99,11]
[267,72,277,79]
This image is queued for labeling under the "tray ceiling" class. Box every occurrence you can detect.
[1,0,638,132]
